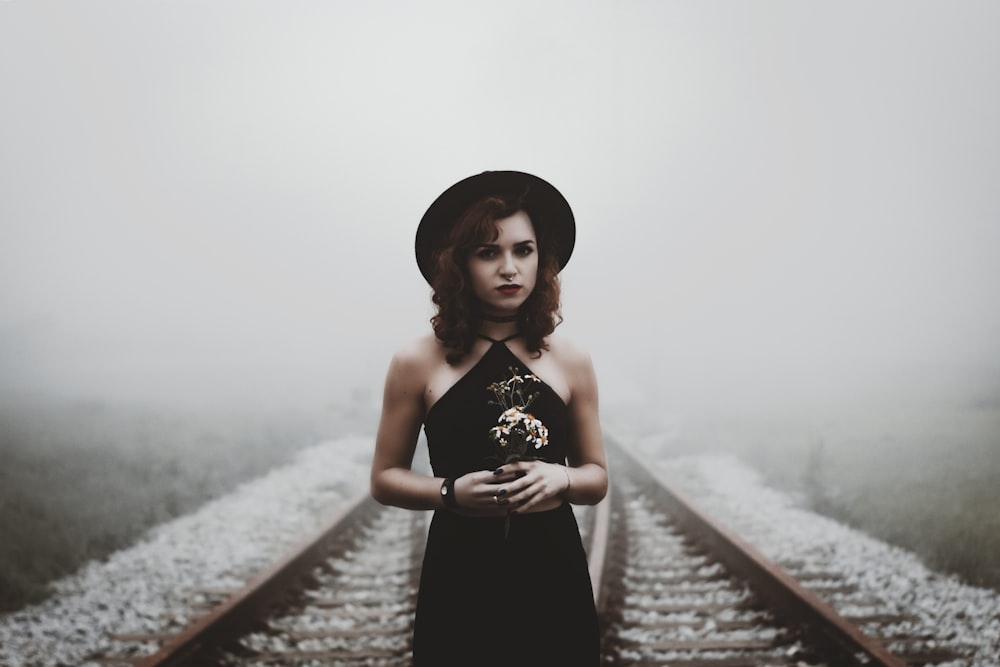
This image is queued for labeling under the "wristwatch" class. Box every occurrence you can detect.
[440,477,458,509]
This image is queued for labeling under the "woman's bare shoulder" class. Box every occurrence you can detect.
[389,333,446,374]
[544,333,598,403]
[393,332,438,359]
[545,333,594,369]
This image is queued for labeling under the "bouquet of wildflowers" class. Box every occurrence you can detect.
[487,367,550,538]
[487,366,550,465]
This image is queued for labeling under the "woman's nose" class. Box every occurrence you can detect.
[500,252,517,276]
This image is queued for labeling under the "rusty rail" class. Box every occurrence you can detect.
[587,486,611,605]
[134,489,375,667]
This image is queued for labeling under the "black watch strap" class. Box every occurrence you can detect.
[440,477,458,509]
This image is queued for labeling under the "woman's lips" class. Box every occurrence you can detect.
[496,285,522,295]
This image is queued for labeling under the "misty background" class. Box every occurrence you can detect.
[2,1,999,430]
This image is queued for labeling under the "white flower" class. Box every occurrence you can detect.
[487,368,550,458]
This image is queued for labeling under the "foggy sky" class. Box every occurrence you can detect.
[2,1,999,417]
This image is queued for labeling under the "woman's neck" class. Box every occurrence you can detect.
[477,319,520,342]
[480,312,519,323]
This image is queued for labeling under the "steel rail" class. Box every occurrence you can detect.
[588,486,612,604]
[605,435,908,667]
[134,488,376,667]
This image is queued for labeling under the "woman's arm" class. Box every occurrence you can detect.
[561,344,608,505]
[370,346,443,510]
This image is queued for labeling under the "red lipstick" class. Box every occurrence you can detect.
[496,285,522,296]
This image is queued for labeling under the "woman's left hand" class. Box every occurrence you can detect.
[497,460,571,513]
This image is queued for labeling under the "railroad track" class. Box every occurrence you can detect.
[87,438,963,666]
[598,439,962,667]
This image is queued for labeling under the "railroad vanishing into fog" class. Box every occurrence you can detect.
[88,438,961,667]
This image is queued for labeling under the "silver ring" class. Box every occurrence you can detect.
[493,494,500,505]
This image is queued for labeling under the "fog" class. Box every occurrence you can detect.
[2,1,999,428]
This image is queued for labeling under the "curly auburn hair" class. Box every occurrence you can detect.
[429,189,563,365]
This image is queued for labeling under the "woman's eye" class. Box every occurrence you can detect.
[515,246,534,256]
[477,248,498,259]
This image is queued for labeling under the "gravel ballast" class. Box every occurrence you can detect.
[0,436,373,667]
[3,435,998,666]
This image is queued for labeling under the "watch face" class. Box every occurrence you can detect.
[441,486,448,495]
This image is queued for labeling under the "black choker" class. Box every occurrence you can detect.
[480,313,519,323]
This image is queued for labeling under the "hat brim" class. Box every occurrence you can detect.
[415,170,575,284]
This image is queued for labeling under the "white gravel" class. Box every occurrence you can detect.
[629,440,1000,667]
[0,436,374,667]
[5,432,998,667]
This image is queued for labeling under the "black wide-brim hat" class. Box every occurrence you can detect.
[415,170,575,284]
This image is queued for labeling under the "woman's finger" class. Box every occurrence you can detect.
[495,471,535,500]
[514,465,564,510]
[513,484,546,512]
[487,466,524,484]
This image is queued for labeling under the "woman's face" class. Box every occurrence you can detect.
[467,210,538,316]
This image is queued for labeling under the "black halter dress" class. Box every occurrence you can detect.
[412,335,600,666]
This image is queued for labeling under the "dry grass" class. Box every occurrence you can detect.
[794,407,1000,590]
[0,394,375,612]
[611,397,1000,593]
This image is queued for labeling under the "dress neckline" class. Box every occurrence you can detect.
[424,340,566,422]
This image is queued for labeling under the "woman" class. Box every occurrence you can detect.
[371,170,607,666]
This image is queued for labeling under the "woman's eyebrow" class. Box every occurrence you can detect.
[474,239,536,250]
